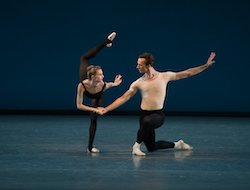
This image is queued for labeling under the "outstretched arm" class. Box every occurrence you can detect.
[76,84,102,114]
[175,52,216,80]
[105,74,122,90]
[99,89,136,115]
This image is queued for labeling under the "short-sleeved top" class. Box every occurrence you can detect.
[80,81,106,99]
[129,72,176,110]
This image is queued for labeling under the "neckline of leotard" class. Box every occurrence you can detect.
[80,81,106,95]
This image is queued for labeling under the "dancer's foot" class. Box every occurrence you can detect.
[132,142,146,156]
[107,31,116,41]
[174,140,193,150]
[132,148,146,156]
[87,147,100,153]
[106,31,116,47]
[106,43,112,47]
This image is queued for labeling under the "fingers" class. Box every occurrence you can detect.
[101,108,107,115]
[206,52,216,66]
[210,52,216,59]
[115,74,123,85]
[93,109,101,115]
[95,107,107,115]
[115,74,122,80]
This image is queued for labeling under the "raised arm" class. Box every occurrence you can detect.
[76,84,101,114]
[175,52,216,80]
[105,74,122,90]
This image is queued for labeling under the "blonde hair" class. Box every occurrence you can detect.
[87,65,102,80]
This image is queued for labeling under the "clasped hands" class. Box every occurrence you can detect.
[93,107,107,115]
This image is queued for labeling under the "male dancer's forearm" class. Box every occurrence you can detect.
[176,64,209,80]
[106,97,127,112]
[186,64,209,76]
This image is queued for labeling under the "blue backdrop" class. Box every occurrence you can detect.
[1,0,249,112]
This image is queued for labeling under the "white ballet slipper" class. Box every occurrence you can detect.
[132,142,146,156]
[132,148,146,156]
[174,140,193,150]
[87,147,100,153]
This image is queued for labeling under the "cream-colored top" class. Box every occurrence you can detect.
[129,72,176,110]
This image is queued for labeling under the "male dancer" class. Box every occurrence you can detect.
[99,52,216,155]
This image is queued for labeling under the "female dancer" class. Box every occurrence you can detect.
[76,32,122,153]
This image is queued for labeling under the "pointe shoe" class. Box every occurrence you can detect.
[87,147,100,153]
[107,31,116,41]
[106,43,112,47]
[106,32,116,47]
[174,140,193,150]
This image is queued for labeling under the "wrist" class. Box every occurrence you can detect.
[91,107,96,112]
[105,107,110,112]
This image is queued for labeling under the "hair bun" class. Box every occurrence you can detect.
[86,65,102,80]
[87,65,94,72]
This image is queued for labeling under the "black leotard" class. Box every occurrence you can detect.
[80,81,106,99]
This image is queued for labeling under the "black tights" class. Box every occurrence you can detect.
[79,39,111,150]
[79,38,111,81]
[88,97,103,151]
[137,110,175,151]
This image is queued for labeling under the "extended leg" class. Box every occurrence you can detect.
[79,32,116,81]
[144,129,175,151]
[174,140,193,150]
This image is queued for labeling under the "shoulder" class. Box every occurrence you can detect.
[161,71,176,81]
[78,82,83,88]
[77,83,84,95]
[161,71,176,76]
[135,77,144,83]
[129,78,142,91]
[79,79,88,86]
[78,80,87,91]
[102,82,108,90]
[131,77,143,86]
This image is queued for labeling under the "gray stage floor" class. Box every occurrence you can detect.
[0,114,250,190]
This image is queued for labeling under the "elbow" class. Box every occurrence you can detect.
[181,72,192,80]
[186,72,193,78]
[76,103,81,110]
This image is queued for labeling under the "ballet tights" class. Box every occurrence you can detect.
[137,109,175,151]
[79,39,110,151]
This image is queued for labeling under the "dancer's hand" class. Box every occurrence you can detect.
[114,74,122,86]
[105,74,122,90]
[97,107,108,115]
[92,108,102,115]
[206,52,216,67]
